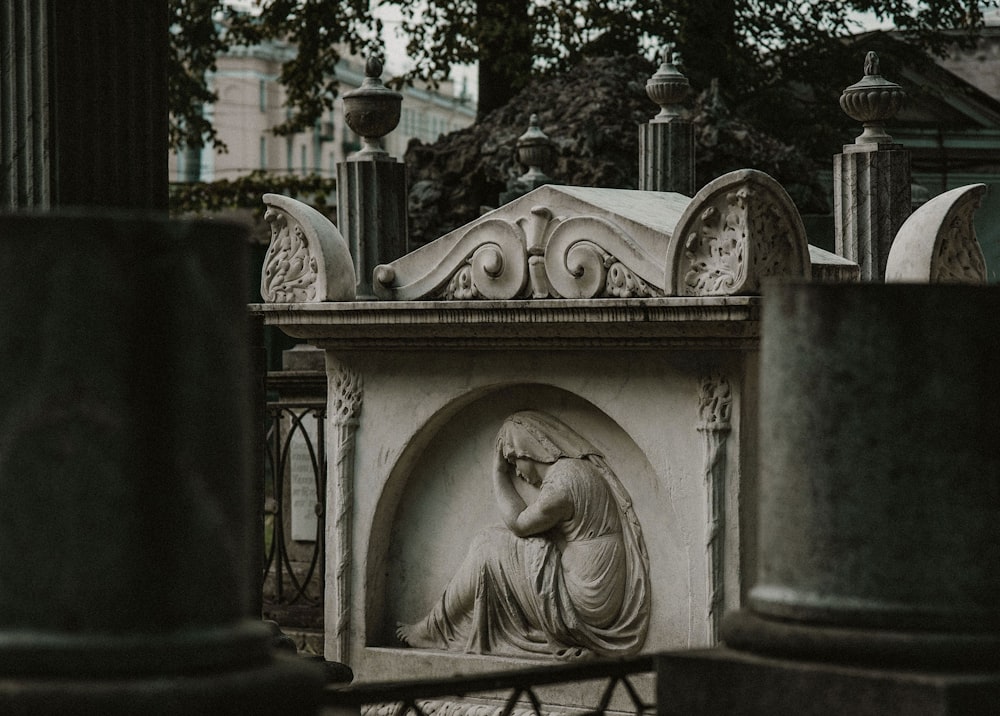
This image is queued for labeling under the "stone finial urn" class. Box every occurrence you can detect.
[516,114,554,182]
[839,51,906,146]
[646,47,690,122]
[342,56,402,160]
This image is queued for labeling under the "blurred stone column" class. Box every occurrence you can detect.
[833,52,910,281]
[0,214,323,714]
[0,0,168,212]
[639,48,694,195]
[655,282,1000,715]
[729,282,1000,665]
[337,57,407,298]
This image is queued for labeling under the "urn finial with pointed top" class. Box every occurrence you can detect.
[342,54,403,159]
[839,51,906,146]
[516,113,554,182]
[646,46,690,122]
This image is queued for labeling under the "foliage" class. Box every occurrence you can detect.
[168,171,337,217]
[169,0,995,155]
[168,0,382,151]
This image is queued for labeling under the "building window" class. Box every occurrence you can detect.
[259,79,267,112]
[259,137,266,170]
[301,144,307,174]
[286,138,293,173]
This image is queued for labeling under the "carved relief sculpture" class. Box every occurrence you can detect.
[261,193,356,302]
[885,184,987,284]
[397,411,650,658]
[326,358,363,662]
[697,375,732,644]
[666,169,810,295]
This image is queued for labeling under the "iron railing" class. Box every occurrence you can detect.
[321,655,660,716]
[262,370,327,629]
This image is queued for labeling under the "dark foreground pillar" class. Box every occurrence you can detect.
[665,283,1000,716]
[0,213,323,714]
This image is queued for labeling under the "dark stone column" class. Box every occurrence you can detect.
[48,1,169,211]
[0,214,323,714]
[1,0,169,212]
[663,282,1000,716]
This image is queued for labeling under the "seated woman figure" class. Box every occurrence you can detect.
[397,410,650,658]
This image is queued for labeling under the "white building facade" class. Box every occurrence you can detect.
[170,40,475,182]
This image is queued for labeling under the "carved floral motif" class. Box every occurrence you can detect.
[260,193,356,302]
[261,209,319,302]
[697,375,732,645]
[931,201,987,283]
[668,170,809,296]
[885,183,987,284]
[328,358,363,662]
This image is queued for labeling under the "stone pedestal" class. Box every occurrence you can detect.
[699,282,1000,712]
[733,282,1000,665]
[639,121,695,195]
[833,144,911,281]
[655,649,1000,716]
[0,213,323,714]
[337,159,408,298]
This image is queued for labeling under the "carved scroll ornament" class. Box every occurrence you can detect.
[260,193,356,302]
[885,184,987,284]
[374,209,664,301]
[666,169,810,296]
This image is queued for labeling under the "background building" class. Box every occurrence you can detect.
[169,39,476,183]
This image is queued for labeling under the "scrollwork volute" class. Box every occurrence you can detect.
[886,184,987,284]
[544,215,664,299]
[260,193,356,302]
[375,218,528,300]
[667,169,809,296]
[375,207,666,300]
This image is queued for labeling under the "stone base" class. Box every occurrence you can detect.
[655,648,1000,716]
[0,654,325,716]
[721,609,1000,671]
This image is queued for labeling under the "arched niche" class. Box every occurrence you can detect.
[364,383,686,653]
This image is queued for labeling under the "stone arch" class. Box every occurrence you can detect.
[363,383,664,649]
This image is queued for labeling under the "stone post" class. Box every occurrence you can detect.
[639,48,694,195]
[337,57,407,298]
[833,52,910,281]
[0,213,323,714]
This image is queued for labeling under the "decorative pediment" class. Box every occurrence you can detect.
[373,185,684,301]
[375,173,813,301]
[666,169,811,296]
[260,193,356,302]
[885,184,987,284]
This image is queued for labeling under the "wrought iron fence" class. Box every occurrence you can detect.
[321,655,660,716]
[262,370,327,629]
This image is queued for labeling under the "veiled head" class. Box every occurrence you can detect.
[497,410,602,465]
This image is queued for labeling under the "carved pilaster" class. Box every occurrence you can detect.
[698,375,732,645]
[325,357,363,664]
